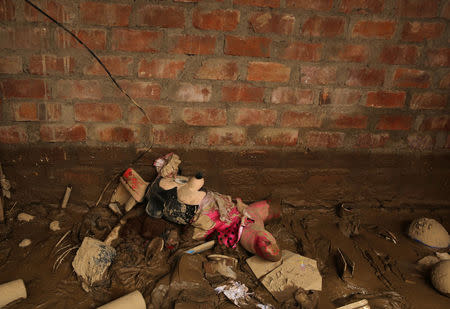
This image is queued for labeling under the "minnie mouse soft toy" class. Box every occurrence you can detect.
[145,153,281,262]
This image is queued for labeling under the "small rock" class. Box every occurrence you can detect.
[408,218,449,249]
[431,260,450,297]
[19,239,31,247]
[49,220,61,231]
[17,213,35,222]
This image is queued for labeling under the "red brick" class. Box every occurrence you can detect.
[193,9,240,31]
[407,134,434,150]
[0,56,21,73]
[255,128,298,146]
[346,68,385,87]
[112,29,162,53]
[249,12,295,35]
[376,115,412,130]
[280,42,322,61]
[208,127,246,146]
[330,44,369,63]
[271,87,313,105]
[286,0,333,11]
[0,0,15,21]
[196,59,238,80]
[301,66,336,85]
[235,108,277,126]
[417,91,446,112]
[40,124,86,142]
[399,0,439,18]
[319,91,331,106]
[352,20,395,39]
[442,1,450,19]
[0,126,27,144]
[393,68,430,88]
[340,0,384,14]
[39,103,61,121]
[13,102,38,121]
[118,81,161,100]
[1,79,47,98]
[182,108,227,126]
[333,114,368,129]
[152,125,194,145]
[56,28,106,50]
[24,0,75,23]
[247,62,291,82]
[440,73,450,89]
[169,35,216,55]
[420,116,450,131]
[356,133,389,148]
[401,22,445,42]
[29,55,74,75]
[233,0,280,8]
[54,80,102,100]
[330,89,362,105]
[96,126,138,143]
[366,91,406,108]
[281,111,321,128]
[138,59,185,79]
[222,84,265,103]
[225,36,271,57]
[173,83,212,102]
[302,16,345,38]
[0,27,50,50]
[81,2,131,26]
[83,56,132,77]
[306,131,345,148]
[75,103,122,122]
[137,5,185,28]
[379,45,418,65]
[427,48,450,67]
[129,105,171,125]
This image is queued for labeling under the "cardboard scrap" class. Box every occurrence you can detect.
[247,250,322,302]
[72,237,116,291]
[110,182,131,206]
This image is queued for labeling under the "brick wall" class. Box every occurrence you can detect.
[0,0,449,152]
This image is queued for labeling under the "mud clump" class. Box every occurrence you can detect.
[431,260,450,297]
[408,218,449,249]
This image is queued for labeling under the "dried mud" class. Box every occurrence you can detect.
[0,198,449,308]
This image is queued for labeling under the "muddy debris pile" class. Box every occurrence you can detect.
[0,156,450,308]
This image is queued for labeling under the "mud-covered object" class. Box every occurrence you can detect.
[431,260,450,297]
[408,218,449,249]
[145,177,198,225]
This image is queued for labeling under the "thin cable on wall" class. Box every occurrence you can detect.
[24,0,150,123]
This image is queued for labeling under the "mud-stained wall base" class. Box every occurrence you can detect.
[0,145,449,209]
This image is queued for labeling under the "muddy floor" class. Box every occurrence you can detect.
[0,196,449,309]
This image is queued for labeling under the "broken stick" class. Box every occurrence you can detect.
[60,185,72,209]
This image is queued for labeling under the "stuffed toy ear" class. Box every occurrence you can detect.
[177,173,206,205]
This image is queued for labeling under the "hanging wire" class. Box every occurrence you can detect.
[24,0,156,205]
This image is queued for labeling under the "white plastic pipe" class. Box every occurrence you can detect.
[97,290,145,309]
[0,279,27,307]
